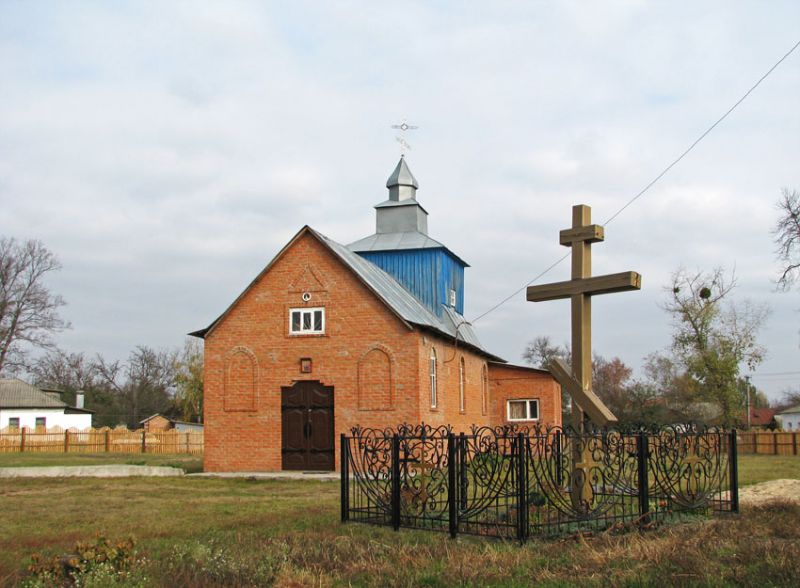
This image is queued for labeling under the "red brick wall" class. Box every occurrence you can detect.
[488,363,562,428]
[204,230,422,472]
[203,228,562,471]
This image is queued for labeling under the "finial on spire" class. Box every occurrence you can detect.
[391,119,418,156]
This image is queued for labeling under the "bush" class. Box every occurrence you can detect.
[23,536,145,587]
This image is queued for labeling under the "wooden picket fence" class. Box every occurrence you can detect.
[737,430,799,456]
[0,426,203,455]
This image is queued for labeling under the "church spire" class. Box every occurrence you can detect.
[386,156,419,202]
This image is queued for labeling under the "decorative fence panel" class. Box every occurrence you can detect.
[342,424,738,541]
[0,427,203,455]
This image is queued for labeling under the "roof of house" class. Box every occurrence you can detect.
[0,379,93,413]
[190,226,504,362]
[778,404,800,415]
[748,407,776,426]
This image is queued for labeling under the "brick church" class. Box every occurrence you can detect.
[191,157,560,472]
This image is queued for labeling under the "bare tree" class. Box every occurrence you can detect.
[0,238,70,374]
[774,188,800,290]
[96,346,177,427]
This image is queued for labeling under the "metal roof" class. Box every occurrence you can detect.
[386,156,418,189]
[315,230,499,359]
[778,404,800,415]
[0,379,69,408]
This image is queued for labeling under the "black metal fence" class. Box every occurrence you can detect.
[341,423,738,541]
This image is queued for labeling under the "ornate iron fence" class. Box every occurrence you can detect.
[341,424,738,541]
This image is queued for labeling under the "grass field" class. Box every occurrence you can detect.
[0,452,203,473]
[0,454,798,587]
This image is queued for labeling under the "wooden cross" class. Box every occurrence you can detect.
[526,204,641,429]
[527,204,641,508]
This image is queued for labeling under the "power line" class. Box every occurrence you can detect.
[471,38,800,324]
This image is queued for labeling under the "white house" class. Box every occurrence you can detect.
[0,378,93,430]
[776,405,800,431]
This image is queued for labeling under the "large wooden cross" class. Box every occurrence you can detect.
[527,205,641,507]
[527,204,641,429]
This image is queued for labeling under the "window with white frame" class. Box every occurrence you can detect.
[289,307,325,335]
[430,348,438,408]
[506,399,539,422]
[459,357,465,412]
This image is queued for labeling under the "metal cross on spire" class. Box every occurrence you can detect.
[391,119,418,155]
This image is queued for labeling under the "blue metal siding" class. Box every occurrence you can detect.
[358,249,465,316]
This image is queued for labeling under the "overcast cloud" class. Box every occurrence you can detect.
[1,1,798,401]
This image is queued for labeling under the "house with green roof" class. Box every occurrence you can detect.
[776,404,800,431]
[0,378,93,430]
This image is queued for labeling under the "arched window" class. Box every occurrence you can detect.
[459,357,466,413]
[481,364,489,416]
[430,348,438,408]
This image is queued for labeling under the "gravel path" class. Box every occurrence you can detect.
[739,479,800,506]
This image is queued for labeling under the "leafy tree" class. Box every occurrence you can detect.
[173,338,203,423]
[662,268,769,427]
[96,346,176,428]
[773,188,800,289]
[0,238,70,374]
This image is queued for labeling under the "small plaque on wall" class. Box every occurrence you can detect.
[300,357,312,373]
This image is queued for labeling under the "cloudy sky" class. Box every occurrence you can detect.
[1,1,798,401]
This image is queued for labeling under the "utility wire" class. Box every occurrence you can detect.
[471,38,800,324]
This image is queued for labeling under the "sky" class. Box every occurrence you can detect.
[1,1,798,402]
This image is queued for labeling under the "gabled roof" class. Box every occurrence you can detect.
[190,226,503,361]
[747,407,776,426]
[778,404,800,415]
[0,379,71,409]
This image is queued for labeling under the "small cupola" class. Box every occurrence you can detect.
[386,155,419,202]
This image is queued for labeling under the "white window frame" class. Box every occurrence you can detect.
[289,307,325,335]
[459,357,465,413]
[430,348,438,408]
[506,399,539,422]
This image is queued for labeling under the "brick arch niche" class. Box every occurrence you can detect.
[224,347,258,412]
[357,346,393,410]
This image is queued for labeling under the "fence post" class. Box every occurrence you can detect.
[773,432,779,455]
[20,427,26,453]
[105,430,111,453]
[141,430,147,454]
[794,432,798,456]
[729,430,739,513]
[554,429,563,487]
[448,433,458,538]
[459,432,467,510]
[64,430,70,453]
[637,431,650,523]
[340,433,349,523]
[516,432,528,543]
[391,434,401,531]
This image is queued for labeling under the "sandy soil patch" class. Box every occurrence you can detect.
[739,479,800,506]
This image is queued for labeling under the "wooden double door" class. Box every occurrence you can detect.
[281,381,335,471]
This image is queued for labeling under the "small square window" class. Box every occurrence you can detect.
[506,399,539,422]
[8,417,20,430]
[289,307,325,335]
[35,417,47,430]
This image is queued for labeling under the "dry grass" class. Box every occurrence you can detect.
[2,453,799,586]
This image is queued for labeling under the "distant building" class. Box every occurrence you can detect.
[0,378,92,430]
[191,157,561,473]
[743,407,777,430]
[139,414,204,432]
[776,405,800,431]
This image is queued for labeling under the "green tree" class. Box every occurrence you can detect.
[663,268,769,427]
[173,338,203,423]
